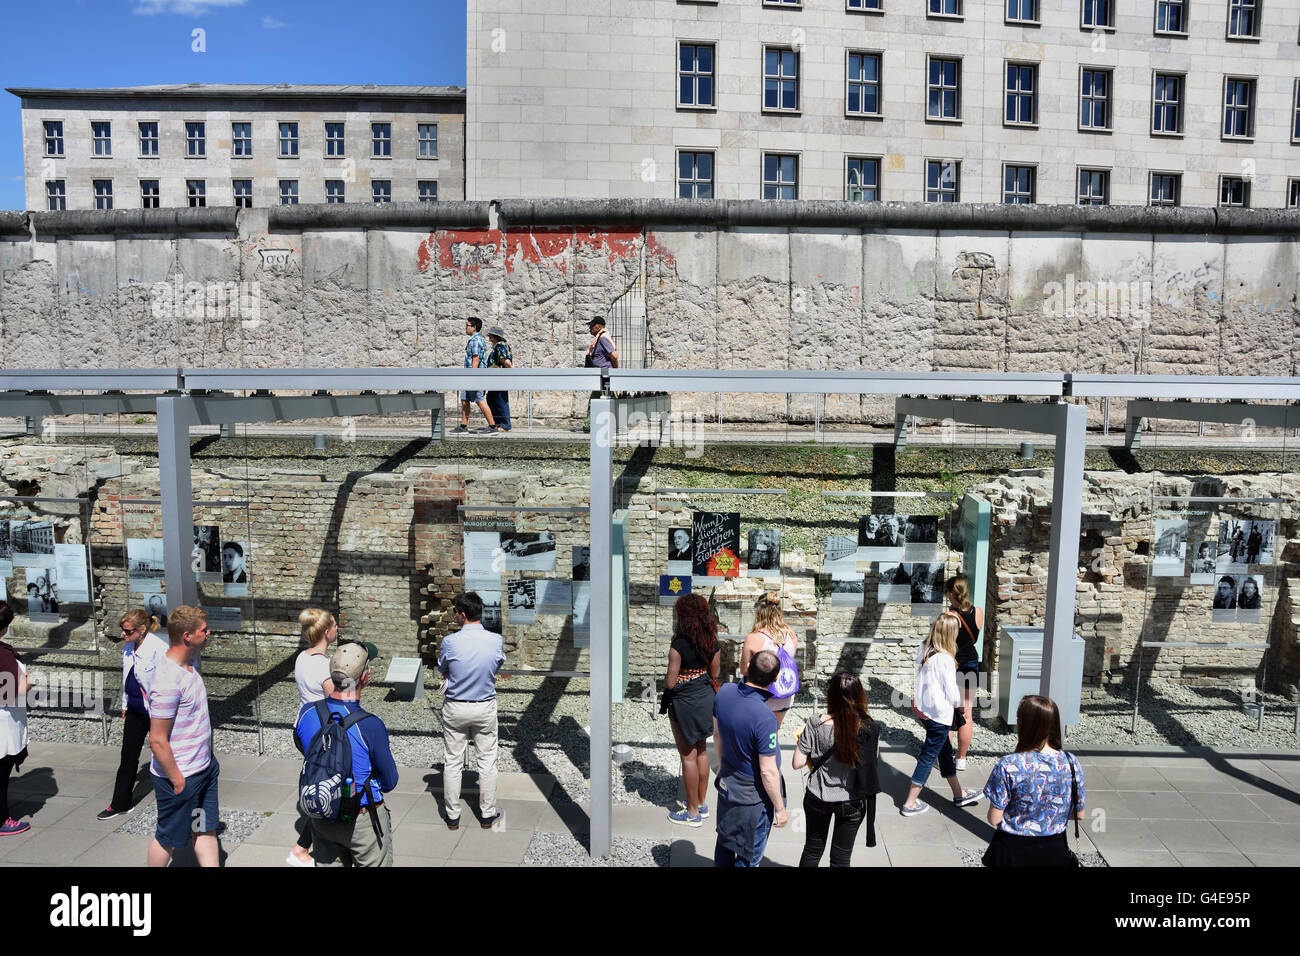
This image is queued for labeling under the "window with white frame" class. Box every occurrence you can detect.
[45,181,65,211]
[372,180,392,203]
[847,52,881,116]
[1005,63,1037,125]
[187,180,206,208]
[1080,68,1111,129]
[92,121,112,156]
[1081,0,1112,27]
[1223,77,1255,137]
[929,0,960,16]
[419,123,438,156]
[1007,0,1038,22]
[1288,178,1300,207]
[1150,172,1181,206]
[141,180,160,209]
[279,122,299,157]
[326,180,346,203]
[372,123,392,157]
[232,122,252,157]
[139,122,159,156]
[845,156,880,200]
[926,159,960,202]
[279,180,298,205]
[44,121,64,156]
[763,48,799,111]
[326,122,346,157]
[1152,73,1183,133]
[1078,168,1109,204]
[419,180,438,202]
[928,57,961,120]
[1004,165,1035,203]
[762,153,798,199]
[678,151,715,198]
[847,0,883,11]
[185,122,205,158]
[1295,81,1300,141]
[233,180,252,208]
[93,179,113,210]
[1155,0,1186,32]
[679,44,716,108]
[1227,0,1259,37]
[1219,175,1250,206]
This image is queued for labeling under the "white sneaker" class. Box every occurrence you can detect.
[956,758,967,771]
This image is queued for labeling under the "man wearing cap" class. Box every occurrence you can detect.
[454,317,498,435]
[438,591,507,830]
[485,326,513,432]
[293,642,400,867]
[582,316,619,432]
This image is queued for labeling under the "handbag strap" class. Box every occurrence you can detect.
[1066,751,1080,840]
[950,608,977,642]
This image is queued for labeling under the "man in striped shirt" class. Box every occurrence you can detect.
[146,606,219,867]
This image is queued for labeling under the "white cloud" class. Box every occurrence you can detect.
[261,14,287,28]
[132,0,248,15]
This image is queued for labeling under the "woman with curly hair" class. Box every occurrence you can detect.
[664,593,720,827]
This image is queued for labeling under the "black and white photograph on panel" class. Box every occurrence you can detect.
[1217,518,1274,571]
[908,562,945,615]
[1211,574,1238,623]
[877,562,912,604]
[1189,539,1216,584]
[857,514,904,562]
[222,540,248,597]
[823,535,858,576]
[667,527,692,575]
[746,528,781,577]
[501,531,557,572]
[193,524,222,581]
[830,573,865,607]
[25,567,58,621]
[11,519,56,569]
[508,579,537,625]
[480,590,503,633]
[1235,574,1263,623]
[572,545,591,581]
[0,520,11,579]
[1243,520,1275,566]
[903,515,940,562]
[126,538,165,592]
[144,592,168,627]
[1151,518,1189,577]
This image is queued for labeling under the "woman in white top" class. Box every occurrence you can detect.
[901,613,980,817]
[288,607,338,866]
[740,593,799,729]
[0,601,31,836]
[99,609,169,821]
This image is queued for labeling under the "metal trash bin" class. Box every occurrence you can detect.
[997,625,1085,727]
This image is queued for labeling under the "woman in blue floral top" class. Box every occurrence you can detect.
[982,694,1085,866]
[485,326,513,432]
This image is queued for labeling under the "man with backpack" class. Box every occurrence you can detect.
[294,642,399,867]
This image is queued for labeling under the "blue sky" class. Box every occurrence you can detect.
[0,0,466,209]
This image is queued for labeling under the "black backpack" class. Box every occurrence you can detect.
[297,701,374,824]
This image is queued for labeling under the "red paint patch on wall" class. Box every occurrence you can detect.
[504,228,573,275]
[416,226,678,276]
[416,229,503,276]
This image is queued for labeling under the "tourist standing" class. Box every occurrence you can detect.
[98,609,168,821]
[946,575,984,770]
[0,602,30,836]
[664,594,720,828]
[582,316,618,432]
[792,672,880,867]
[287,608,338,866]
[740,593,799,729]
[485,326,513,432]
[455,317,498,434]
[982,695,1085,867]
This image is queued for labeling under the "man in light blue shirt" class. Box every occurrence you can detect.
[437,591,506,829]
[454,317,499,434]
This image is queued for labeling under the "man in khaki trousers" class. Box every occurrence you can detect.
[438,592,506,830]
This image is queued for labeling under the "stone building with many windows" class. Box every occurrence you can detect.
[466,0,1300,206]
[10,84,465,211]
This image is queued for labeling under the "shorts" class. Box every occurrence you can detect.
[152,758,220,849]
[462,390,485,403]
[956,661,980,692]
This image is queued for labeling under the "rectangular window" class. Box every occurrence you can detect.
[139,122,159,156]
[93,179,113,210]
[1007,0,1038,22]
[44,121,64,156]
[762,153,798,199]
[1150,173,1181,206]
[1078,168,1109,205]
[92,121,112,156]
[326,180,346,203]
[185,122,205,158]
[1294,81,1300,141]
[1223,77,1255,137]
[1219,175,1250,207]
[927,57,961,120]
[926,159,960,202]
[45,180,65,211]
[419,180,439,202]
[1005,63,1037,125]
[1080,68,1112,129]
[279,122,299,157]
[232,122,252,157]
[187,180,206,208]
[1152,73,1183,133]
[847,0,883,10]
[279,180,298,205]
[764,0,800,5]
[763,47,799,112]
[418,123,438,156]
[1004,165,1035,203]
[679,44,716,108]
[141,180,160,209]
[929,0,961,15]
[845,156,880,201]
[847,52,882,116]
[233,180,253,208]
[678,151,715,198]
[372,122,392,157]
[372,180,392,203]
[1081,0,1112,27]
[1288,178,1300,208]
[1227,0,1259,37]
[326,122,346,157]
[1155,0,1186,32]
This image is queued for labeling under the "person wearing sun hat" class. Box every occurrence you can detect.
[485,325,513,432]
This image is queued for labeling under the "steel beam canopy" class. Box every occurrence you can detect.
[0,369,184,391]
[1068,374,1300,401]
[181,368,603,392]
[609,370,1064,396]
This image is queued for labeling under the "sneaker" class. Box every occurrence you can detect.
[954,789,982,808]
[445,816,460,831]
[96,805,130,822]
[0,818,31,836]
[452,424,470,434]
[956,758,968,771]
[478,426,499,435]
[285,850,314,867]
[900,801,930,818]
[696,803,710,819]
[480,811,504,830]
[668,809,703,828]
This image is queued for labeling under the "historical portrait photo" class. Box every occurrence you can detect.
[193,524,222,579]
[857,514,904,561]
[746,528,781,577]
[223,540,249,597]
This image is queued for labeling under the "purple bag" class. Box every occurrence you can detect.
[768,642,800,700]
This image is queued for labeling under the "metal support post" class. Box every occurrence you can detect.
[157,395,200,608]
[589,397,614,859]
[1042,404,1086,716]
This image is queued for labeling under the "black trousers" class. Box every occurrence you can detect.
[798,792,877,867]
[0,753,17,822]
[110,709,151,812]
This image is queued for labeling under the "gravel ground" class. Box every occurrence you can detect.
[114,804,268,860]
[523,831,670,867]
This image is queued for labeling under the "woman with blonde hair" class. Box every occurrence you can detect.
[945,575,984,770]
[97,608,168,822]
[287,607,339,866]
[740,592,800,729]
[901,613,980,816]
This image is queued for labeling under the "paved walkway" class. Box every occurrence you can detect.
[2,742,1298,866]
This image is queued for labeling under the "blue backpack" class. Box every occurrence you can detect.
[297,701,374,824]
